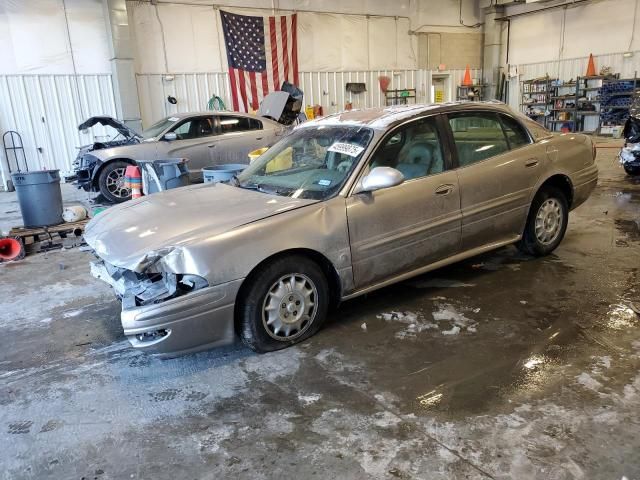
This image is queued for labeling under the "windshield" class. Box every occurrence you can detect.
[141,116,180,139]
[237,125,374,200]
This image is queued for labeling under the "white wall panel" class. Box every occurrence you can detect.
[0,74,117,187]
[135,72,231,127]
[128,2,418,74]
[135,69,481,127]
[508,0,639,66]
[129,3,225,74]
[0,0,111,75]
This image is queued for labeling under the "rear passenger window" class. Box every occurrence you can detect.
[499,114,531,149]
[448,113,509,167]
[218,116,262,134]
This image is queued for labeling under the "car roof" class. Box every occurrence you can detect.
[298,101,512,131]
[167,110,266,119]
[163,110,280,127]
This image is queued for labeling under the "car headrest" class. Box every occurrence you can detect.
[401,142,433,165]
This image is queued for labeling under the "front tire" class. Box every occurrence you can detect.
[98,160,132,203]
[237,255,329,353]
[517,186,569,256]
[624,164,640,176]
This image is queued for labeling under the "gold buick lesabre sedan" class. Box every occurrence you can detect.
[85,102,598,356]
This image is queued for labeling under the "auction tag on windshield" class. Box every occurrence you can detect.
[327,142,365,157]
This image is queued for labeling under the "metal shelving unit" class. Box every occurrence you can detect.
[549,81,578,132]
[598,73,639,135]
[520,77,553,128]
[385,88,417,106]
[457,85,486,101]
[574,75,615,133]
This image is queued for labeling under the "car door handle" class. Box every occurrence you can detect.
[208,144,216,148]
[255,136,263,140]
[435,184,454,195]
[525,159,539,168]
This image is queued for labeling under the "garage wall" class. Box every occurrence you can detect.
[127,2,418,73]
[0,74,117,180]
[0,0,118,186]
[135,68,481,127]
[507,0,640,66]
[129,0,482,126]
[0,0,111,75]
[503,0,640,131]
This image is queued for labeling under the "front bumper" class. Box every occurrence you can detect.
[74,168,94,191]
[120,278,244,356]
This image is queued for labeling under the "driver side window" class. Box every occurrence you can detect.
[369,117,444,181]
[172,117,215,140]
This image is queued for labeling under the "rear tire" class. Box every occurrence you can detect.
[98,160,132,203]
[237,255,329,353]
[517,185,569,256]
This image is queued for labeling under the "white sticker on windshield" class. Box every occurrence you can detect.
[168,117,179,122]
[327,142,365,157]
[318,179,332,186]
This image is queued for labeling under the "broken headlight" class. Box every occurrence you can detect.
[130,272,209,306]
[91,261,208,307]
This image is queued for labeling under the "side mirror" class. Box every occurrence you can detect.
[354,166,404,194]
[163,132,177,141]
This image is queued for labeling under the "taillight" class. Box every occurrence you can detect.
[592,139,597,161]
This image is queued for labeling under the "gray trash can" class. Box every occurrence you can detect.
[138,158,191,195]
[11,170,63,227]
[203,164,247,183]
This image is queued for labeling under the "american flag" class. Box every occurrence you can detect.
[220,10,299,112]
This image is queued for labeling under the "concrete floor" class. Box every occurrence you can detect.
[1,142,639,480]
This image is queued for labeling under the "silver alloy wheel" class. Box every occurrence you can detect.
[262,273,318,341]
[535,198,563,245]
[106,167,131,199]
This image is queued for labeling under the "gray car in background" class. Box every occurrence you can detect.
[73,111,284,203]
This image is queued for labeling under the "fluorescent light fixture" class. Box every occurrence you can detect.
[220,119,240,125]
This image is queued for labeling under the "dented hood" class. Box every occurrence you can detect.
[84,183,316,272]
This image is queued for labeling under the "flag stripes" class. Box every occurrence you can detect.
[220,11,298,113]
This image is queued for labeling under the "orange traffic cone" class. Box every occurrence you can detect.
[462,65,473,86]
[125,165,143,199]
[586,54,596,77]
[0,237,25,262]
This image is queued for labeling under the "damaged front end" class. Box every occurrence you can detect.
[89,257,241,354]
[90,260,208,308]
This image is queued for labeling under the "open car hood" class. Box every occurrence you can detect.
[83,183,316,273]
[78,116,140,140]
[258,85,303,125]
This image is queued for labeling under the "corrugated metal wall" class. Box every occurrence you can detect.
[508,51,640,130]
[0,74,117,187]
[135,68,482,127]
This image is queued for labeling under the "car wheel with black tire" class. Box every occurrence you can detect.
[623,164,640,176]
[517,185,569,257]
[237,255,329,353]
[98,160,132,203]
